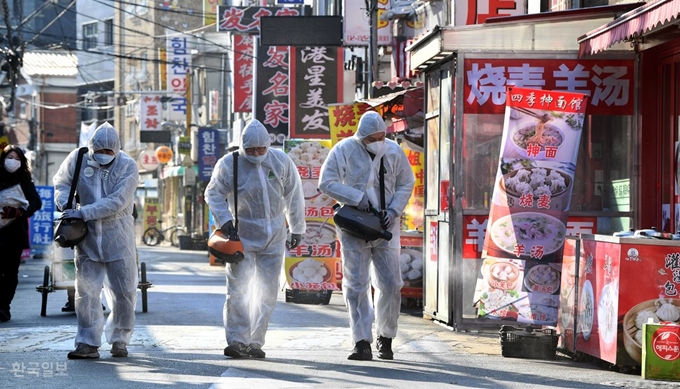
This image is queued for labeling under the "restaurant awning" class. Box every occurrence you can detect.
[578,0,680,57]
[161,165,198,179]
[356,87,424,134]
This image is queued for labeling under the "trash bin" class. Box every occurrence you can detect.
[178,235,192,250]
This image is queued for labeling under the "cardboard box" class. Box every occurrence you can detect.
[642,323,680,381]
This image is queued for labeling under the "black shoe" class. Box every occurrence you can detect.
[224,342,252,359]
[376,336,394,360]
[348,340,372,360]
[62,301,75,312]
[67,343,100,359]
[248,344,266,358]
[0,307,10,322]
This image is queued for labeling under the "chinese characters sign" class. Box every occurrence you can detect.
[283,139,341,291]
[254,44,290,146]
[328,102,372,145]
[217,6,307,33]
[464,59,633,115]
[289,46,343,139]
[140,95,162,131]
[402,142,424,230]
[30,186,54,250]
[232,34,253,113]
[166,34,192,121]
[454,0,526,26]
[198,128,219,181]
[343,0,392,46]
[474,86,588,325]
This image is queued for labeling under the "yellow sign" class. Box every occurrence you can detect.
[204,0,218,26]
[142,197,160,232]
[402,142,424,230]
[155,146,173,164]
[328,102,372,145]
[0,136,8,150]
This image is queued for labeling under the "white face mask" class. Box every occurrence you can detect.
[365,140,385,155]
[93,153,115,166]
[4,158,21,173]
[245,154,267,164]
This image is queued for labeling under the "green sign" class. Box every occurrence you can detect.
[178,136,191,155]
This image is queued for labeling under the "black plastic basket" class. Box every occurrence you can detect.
[499,325,558,360]
[285,289,333,305]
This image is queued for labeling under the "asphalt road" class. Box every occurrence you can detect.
[0,245,678,389]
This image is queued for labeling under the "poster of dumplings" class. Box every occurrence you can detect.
[476,86,588,324]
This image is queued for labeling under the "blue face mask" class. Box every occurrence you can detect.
[93,153,115,166]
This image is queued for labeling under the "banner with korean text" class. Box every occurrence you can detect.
[289,46,343,139]
[474,86,588,325]
[166,34,192,122]
[253,43,290,146]
[140,95,162,131]
[284,139,342,291]
[198,128,219,181]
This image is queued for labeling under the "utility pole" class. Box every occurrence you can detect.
[368,0,379,98]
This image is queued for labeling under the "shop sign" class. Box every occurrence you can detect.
[203,0,218,26]
[289,46,343,139]
[143,197,160,232]
[402,142,424,230]
[166,34,191,121]
[253,44,290,146]
[232,35,253,113]
[217,6,307,33]
[464,59,633,116]
[283,139,341,291]
[155,146,173,164]
[140,95,162,131]
[462,215,597,259]
[343,0,392,46]
[139,150,160,171]
[454,0,526,25]
[474,86,589,325]
[30,186,55,250]
[198,128,218,182]
[642,324,680,380]
[328,102,372,145]
[178,136,191,155]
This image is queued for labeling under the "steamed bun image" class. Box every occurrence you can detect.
[400,250,423,284]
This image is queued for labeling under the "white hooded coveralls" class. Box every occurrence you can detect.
[205,120,306,348]
[318,112,415,344]
[53,123,139,347]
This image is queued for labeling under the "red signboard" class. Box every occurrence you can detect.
[233,35,253,113]
[464,59,633,116]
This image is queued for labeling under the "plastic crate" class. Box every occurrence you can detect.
[499,325,558,360]
[285,289,332,305]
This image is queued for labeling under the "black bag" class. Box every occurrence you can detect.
[332,157,392,241]
[54,147,89,248]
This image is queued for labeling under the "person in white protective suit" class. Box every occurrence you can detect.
[318,111,415,361]
[53,123,139,359]
[205,119,306,359]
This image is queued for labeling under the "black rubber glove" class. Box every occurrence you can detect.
[288,233,302,249]
[1,206,23,219]
[220,220,238,239]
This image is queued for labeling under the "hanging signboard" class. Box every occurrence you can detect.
[232,34,254,113]
[140,95,162,131]
[327,102,372,145]
[473,86,589,326]
[253,43,290,146]
[217,6,309,33]
[166,33,192,121]
[198,128,219,182]
[30,186,55,255]
[454,0,527,26]
[343,0,392,46]
[289,46,343,139]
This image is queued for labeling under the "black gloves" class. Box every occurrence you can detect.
[288,233,302,249]
[220,220,238,239]
[1,206,23,219]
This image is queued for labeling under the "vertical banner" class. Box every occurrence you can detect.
[209,90,220,123]
[253,43,290,146]
[289,46,343,139]
[30,186,55,255]
[283,139,341,291]
[402,141,424,230]
[166,34,191,121]
[328,102,372,145]
[204,0,219,26]
[143,197,160,232]
[232,34,254,113]
[474,86,588,325]
[198,128,219,181]
[140,95,162,131]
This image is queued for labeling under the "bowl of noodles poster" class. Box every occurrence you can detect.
[502,112,580,162]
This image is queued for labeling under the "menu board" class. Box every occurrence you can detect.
[474,86,589,325]
[283,140,342,291]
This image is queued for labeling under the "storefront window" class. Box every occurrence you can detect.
[461,113,633,234]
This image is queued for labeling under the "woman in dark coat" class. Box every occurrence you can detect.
[0,145,41,322]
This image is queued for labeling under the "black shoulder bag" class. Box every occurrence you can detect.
[332,157,392,241]
[54,147,89,248]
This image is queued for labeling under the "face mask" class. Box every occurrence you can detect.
[93,154,115,166]
[365,140,385,155]
[4,158,20,173]
[245,154,267,164]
